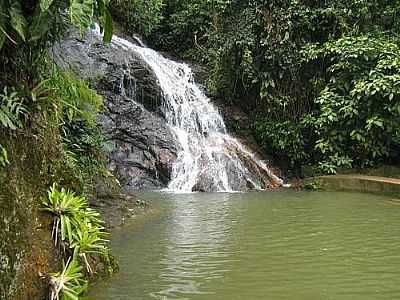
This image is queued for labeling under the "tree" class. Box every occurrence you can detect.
[0,0,113,87]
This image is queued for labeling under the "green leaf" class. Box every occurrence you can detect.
[70,0,95,33]
[40,0,54,11]
[29,11,52,42]
[0,144,9,167]
[284,31,289,41]
[0,28,5,49]
[102,7,113,44]
[65,216,73,245]
[60,215,66,241]
[9,1,27,42]
[62,289,79,300]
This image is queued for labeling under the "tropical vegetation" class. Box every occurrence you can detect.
[0,0,114,298]
[117,0,400,175]
[1,0,400,298]
[42,184,111,299]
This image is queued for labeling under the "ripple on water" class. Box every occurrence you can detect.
[89,191,400,300]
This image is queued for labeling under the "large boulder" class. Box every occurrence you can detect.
[53,29,179,190]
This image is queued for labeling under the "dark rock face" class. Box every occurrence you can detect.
[53,30,179,190]
[90,175,149,229]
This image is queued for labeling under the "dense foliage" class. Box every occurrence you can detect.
[110,0,164,37]
[0,0,112,176]
[0,1,114,298]
[121,0,400,174]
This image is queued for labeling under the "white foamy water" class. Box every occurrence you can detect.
[93,26,283,192]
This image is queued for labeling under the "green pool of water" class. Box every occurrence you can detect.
[89,190,400,300]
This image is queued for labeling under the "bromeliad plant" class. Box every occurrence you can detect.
[71,223,109,274]
[42,183,108,246]
[43,184,112,298]
[42,183,110,266]
[42,184,89,246]
[49,256,88,300]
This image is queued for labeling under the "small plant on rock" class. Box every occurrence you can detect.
[42,183,112,281]
[49,257,88,300]
[42,184,88,246]
[71,224,109,274]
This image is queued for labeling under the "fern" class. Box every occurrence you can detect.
[0,87,27,168]
[0,87,27,130]
[45,68,103,126]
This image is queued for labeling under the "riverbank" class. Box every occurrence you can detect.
[302,174,400,195]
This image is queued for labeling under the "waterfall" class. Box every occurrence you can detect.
[93,27,283,192]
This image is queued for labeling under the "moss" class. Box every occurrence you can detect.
[0,113,63,300]
[0,108,123,299]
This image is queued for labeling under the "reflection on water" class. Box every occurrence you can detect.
[154,193,233,298]
[89,191,400,300]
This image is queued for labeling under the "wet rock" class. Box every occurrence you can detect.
[53,29,179,190]
[90,175,148,229]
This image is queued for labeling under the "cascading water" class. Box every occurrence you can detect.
[94,27,283,192]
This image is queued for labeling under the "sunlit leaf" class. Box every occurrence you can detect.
[9,1,27,41]
[40,0,54,11]
[102,7,113,43]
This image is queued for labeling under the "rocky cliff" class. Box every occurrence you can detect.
[53,29,179,191]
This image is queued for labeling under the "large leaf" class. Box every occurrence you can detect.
[29,10,52,42]
[69,0,95,32]
[9,1,27,41]
[102,7,113,43]
[40,0,54,11]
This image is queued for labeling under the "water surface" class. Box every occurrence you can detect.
[89,191,400,300]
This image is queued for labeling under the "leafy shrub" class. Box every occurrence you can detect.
[0,0,112,51]
[45,68,103,126]
[302,180,323,191]
[303,34,400,172]
[110,0,165,37]
[255,119,309,170]
[147,0,231,58]
[43,68,107,189]
[62,120,112,180]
